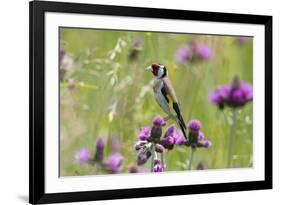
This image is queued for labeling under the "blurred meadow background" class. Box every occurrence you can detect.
[59,27,253,176]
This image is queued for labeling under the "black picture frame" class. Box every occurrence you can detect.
[29,0,272,204]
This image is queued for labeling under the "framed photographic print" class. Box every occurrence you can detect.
[29,0,272,204]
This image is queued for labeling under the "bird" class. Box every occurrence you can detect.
[146,63,187,139]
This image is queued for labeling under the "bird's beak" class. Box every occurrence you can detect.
[146,66,152,71]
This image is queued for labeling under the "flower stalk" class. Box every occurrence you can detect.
[227,109,238,168]
[188,148,195,170]
[150,144,156,172]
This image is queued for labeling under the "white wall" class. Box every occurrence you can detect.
[0,0,279,204]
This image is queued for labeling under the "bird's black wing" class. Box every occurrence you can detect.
[162,78,187,138]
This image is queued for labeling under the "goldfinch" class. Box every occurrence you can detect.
[146,63,187,139]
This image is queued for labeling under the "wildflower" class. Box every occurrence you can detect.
[238,36,250,44]
[175,45,192,64]
[209,85,231,109]
[188,120,201,132]
[166,135,176,145]
[94,138,105,162]
[128,37,143,61]
[153,116,166,127]
[135,140,147,151]
[153,159,164,172]
[198,132,205,141]
[197,161,208,170]
[192,41,214,61]
[128,166,148,173]
[74,148,92,164]
[198,140,212,148]
[155,144,165,153]
[185,120,212,149]
[137,149,151,165]
[104,153,123,173]
[138,127,151,141]
[210,76,253,109]
[161,125,185,149]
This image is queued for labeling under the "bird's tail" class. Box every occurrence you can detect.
[173,115,187,139]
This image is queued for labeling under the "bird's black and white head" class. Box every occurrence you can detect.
[146,63,167,78]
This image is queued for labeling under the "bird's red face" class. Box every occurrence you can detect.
[151,64,160,76]
[146,63,161,76]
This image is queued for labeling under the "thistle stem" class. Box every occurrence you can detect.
[150,144,155,172]
[188,148,195,170]
[227,109,238,168]
[161,152,165,169]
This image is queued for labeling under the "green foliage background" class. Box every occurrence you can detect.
[60,28,253,176]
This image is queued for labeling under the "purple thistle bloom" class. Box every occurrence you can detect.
[94,138,105,162]
[198,132,205,141]
[228,82,253,107]
[155,144,165,153]
[153,160,164,172]
[74,148,91,164]
[175,45,191,64]
[104,153,123,173]
[198,140,212,148]
[173,131,185,145]
[197,161,208,170]
[96,138,105,150]
[153,116,166,127]
[129,166,148,173]
[188,120,201,132]
[193,42,214,60]
[135,141,147,151]
[137,151,151,165]
[138,127,151,141]
[210,76,253,109]
[165,135,175,145]
[238,36,250,44]
[162,125,185,147]
[164,125,176,138]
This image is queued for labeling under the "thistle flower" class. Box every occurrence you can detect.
[74,148,91,164]
[128,37,143,61]
[94,138,105,162]
[165,136,175,145]
[138,127,151,141]
[150,126,162,143]
[128,165,148,173]
[198,140,212,148]
[161,125,185,149]
[175,45,192,64]
[153,116,166,127]
[155,144,165,153]
[198,132,205,141]
[210,76,253,109]
[135,140,147,151]
[209,85,231,109]
[153,159,164,172]
[238,36,250,44]
[137,150,151,165]
[197,161,208,170]
[188,120,201,132]
[104,153,123,173]
[185,121,212,149]
[192,41,214,61]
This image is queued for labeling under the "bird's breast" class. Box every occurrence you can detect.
[153,78,163,93]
